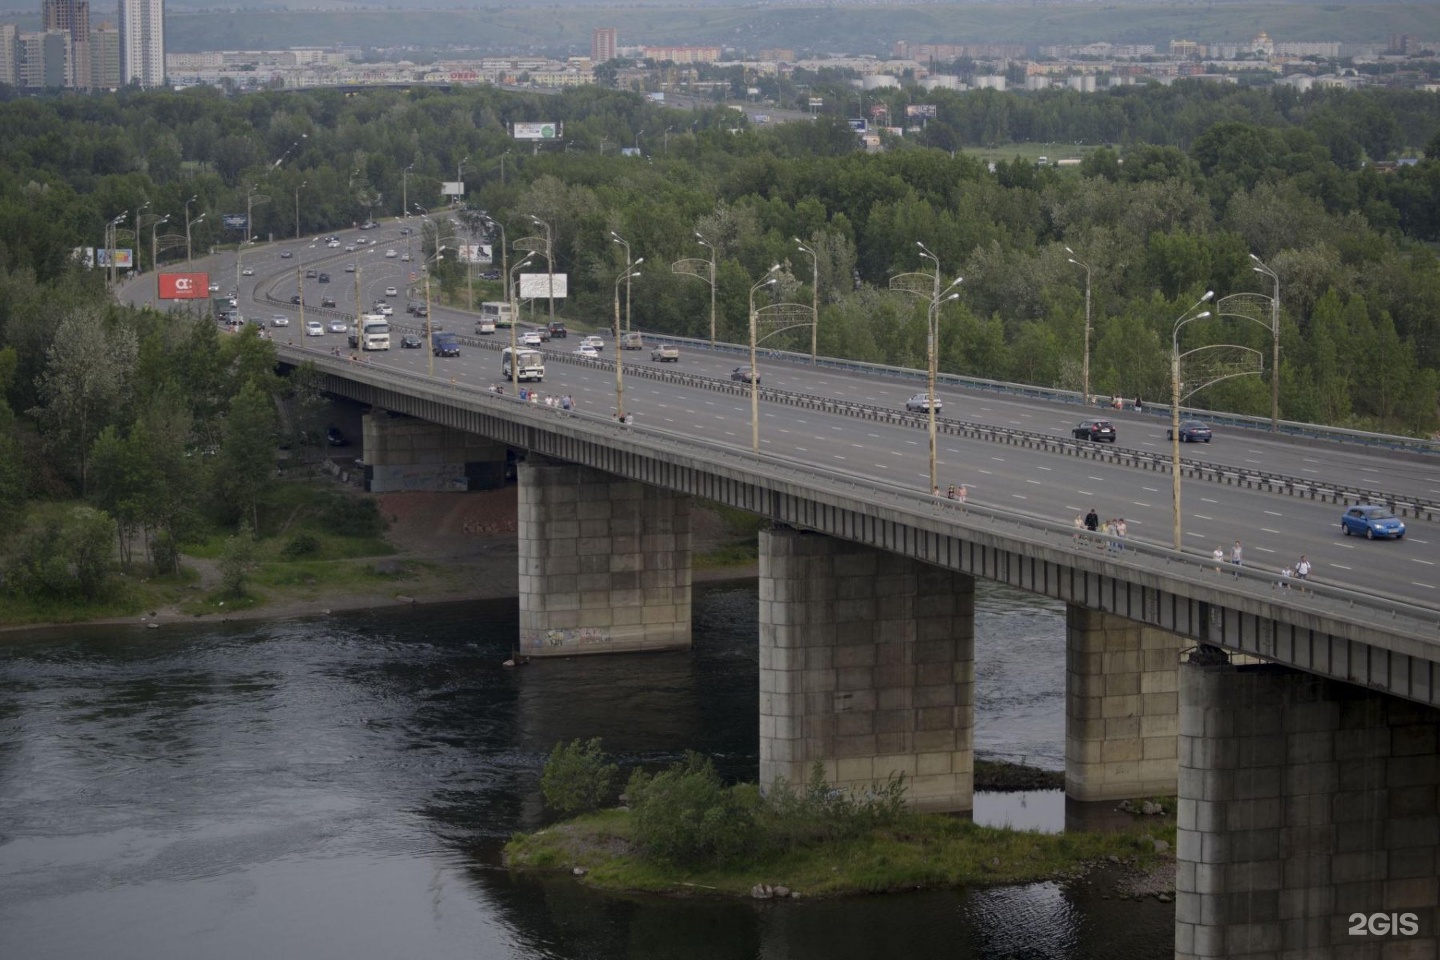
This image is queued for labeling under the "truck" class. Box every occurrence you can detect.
[347,314,391,351]
[501,346,545,382]
[650,344,680,362]
[432,332,460,357]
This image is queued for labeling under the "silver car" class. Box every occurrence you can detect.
[905,393,942,413]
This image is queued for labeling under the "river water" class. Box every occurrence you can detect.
[0,581,1173,959]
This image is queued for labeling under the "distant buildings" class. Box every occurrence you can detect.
[118,0,164,88]
[592,28,616,65]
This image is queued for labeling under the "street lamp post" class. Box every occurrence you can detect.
[294,181,307,239]
[1065,247,1092,406]
[613,263,642,420]
[150,215,169,273]
[234,238,254,297]
[1251,253,1281,432]
[244,185,270,247]
[402,164,413,219]
[104,212,126,286]
[695,232,718,345]
[916,241,962,495]
[456,156,468,205]
[794,237,819,363]
[183,196,198,262]
[610,232,637,332]
[423,245,447,378]
[748,266,780,452]
[483,214,509,305]
[508,254,535,392]
[296,265,306,335]
[1170,291,1216,550]
[529,215,555,330]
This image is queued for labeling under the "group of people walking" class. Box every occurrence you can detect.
[1075,508,1127,550]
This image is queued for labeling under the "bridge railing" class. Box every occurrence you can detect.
[278,341,1440,643]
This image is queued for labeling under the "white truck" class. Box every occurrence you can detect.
[347,314,391,351]
[501,346,545,382]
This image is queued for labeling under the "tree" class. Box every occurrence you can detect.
[541,738,620,816]
[215,380,276,531]
[217,522,257,598]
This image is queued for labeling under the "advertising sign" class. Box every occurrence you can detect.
[441,181,465,197]
[95,248,135,268]
[905,104,938,119]
[457,243,492,264]
[158,272,210,300]
[519,273,568,299]
[512,122,561,141]
[222,214,248,230]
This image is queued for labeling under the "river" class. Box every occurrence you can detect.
[0,580,1173,959]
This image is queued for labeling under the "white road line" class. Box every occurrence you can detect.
[1244,459,1261,464]
[1142,486,1159,493]
[873,464,888,469]
[1264,510,1283,516]
[978,469,993,475]
[1412,582,1435,589]
[1011,494,1028,500]
[1037,465,1052,471]
[1195,514,1213,520]
[1201,497,1218,504]
[833,455,846,460]
[1413,559,1435,566]
[1132,501,1151,507]
[1026,479,1042,485]
[1255,547,1275,554]
[1331,563,1352,570]
[1077,490,1092,497]
[1410,538,1429,545]
[1261,528,1281,534]
[992,457,1005,462]
[1089,476,1105,482]
[1360,467,1379,473]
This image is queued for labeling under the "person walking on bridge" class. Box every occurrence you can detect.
[1230,540,1243,566]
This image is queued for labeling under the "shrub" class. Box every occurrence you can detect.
[541,738,620,817]
[217,523,257,598]
[320,495,384,538]
[758,761,910,855]
[627,752,757,867]
[280,533,322,559]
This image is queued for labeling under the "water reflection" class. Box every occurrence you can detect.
[0,582,1171,960]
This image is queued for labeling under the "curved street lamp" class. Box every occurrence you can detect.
[185,209,203,263]
[748,265,781,452]
[610,232,637,333]
[696,232,718,345]
[613,261,643,420]
[1250,253,1281,432]
[508,253,536,392]
[529,215,555,330]
[422,245,448,379]
[794,237,819,363]
[294,181,307,240]
[913,241,963,495]
[1065,247,1092,406]
[149,215,169,273]
[1170,291,1216,550]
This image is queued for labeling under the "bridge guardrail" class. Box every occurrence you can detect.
[276,340,1440,642]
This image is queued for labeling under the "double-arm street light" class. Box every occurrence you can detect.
[696,233,718,345]
[613,259,643,420]
[184,195,199,262]
[894,241,963,495]
[794,237,819,363]
[149,215,169,273]
[748,266,781,452]
[235,238,255,296]
[1170,291,1216,550]
[402,164,414,219]
[294,181,307,239]
[244,184,270,247]
[104,212,127,285]
[1250,253,1282,432]
[482,214,509,304]
[529,215,555,329]
[508,253,536,392]
[610,232,638,332]
[423,245,448,378]
[1065,247,1093,406]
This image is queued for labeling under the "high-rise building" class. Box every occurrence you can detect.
[89,20,119,89]
[118,0,163,88]
[42,0,88,87]
[592,28,617,64]
[18,29,71,88]
[0,24,18,86]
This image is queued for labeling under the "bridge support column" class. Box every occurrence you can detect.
[361,411,507,491]
[1177,659,1440,959]
[517,458,691,657]
[758,528,975,813]
[1065,606,1182,802]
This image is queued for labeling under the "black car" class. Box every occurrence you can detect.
[325,426,347,447]
[1167,419,1213,443]
[290,295,302,305]
[548,322,567,338]
[480,270,501,281]
[1073,418,1116,442]
[320,296,337,308]
[318,273,330,283]
[401,334,423,349]
[731,366,760,384]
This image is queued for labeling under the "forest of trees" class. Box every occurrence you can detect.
[1,79,1439,602]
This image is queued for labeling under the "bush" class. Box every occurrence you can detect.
[280,533,321,559]
[320,495,384,538]
[626,752,757,867]
[757,761,910,855]
[217,523,257,598]
[541,738,620,817]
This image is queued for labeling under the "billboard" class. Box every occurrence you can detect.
[519,273,568,299]
[512,122,561,141]
[905,104,938,119]
[441,181,465,198]
[457,243,492,264]
[95,248,135,268]
[222,214,248,230]
[158,272,211,300]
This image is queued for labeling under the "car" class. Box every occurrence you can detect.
[522,330,543,346]
[1167,419,1213,443]
[305,269,318,279]
[320,296,337,308]
[574,345,599,359]
[327,240,340,248]
[905,393,941,413]
[241,266,254,276]
[651,345,680,362]
[432,335,460,357]
[385,286,398,297]
[345,263,356,273]
[360,221,378,230]
[318,273,330,283]
[731,366,760,384]
[1072,418,1116,442]
[280,250,293,258]
[399,227,413,235]
[385,249,398,259]
[328,320,348,333]
[270,315,290,327]
[345,244,356,252]
[354,238,370,245]
[290,294,303,305]
[375,303,394,316]
[548,322,567,338]
[227,296,238,308]
[480,270,501,281]
[305,320,324,336]
[401,254,412,262]
[1341,504,1406,540]
[580,335,604,352]
[400,334,422,349]
[208,282,220,292]
[325,426,346,447]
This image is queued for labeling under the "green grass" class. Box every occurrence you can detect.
[506,805,1175,898]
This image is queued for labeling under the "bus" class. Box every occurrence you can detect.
[480,301,515,327]
[501,347,545,382]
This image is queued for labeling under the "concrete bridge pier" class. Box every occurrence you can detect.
[1177,656,1440,959]
[1065,607,1183,802]
[517,458,691,657]
[361,410,508,491]
[758,528,976,813]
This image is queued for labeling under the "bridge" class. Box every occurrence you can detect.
[148,233,1440,958]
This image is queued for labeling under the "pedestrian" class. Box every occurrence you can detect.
[1084,508,1099,534]
[957,484,967,503]
[1115,518,1128,550]
[1073,514,1085,544]
[1212,545,1224,572]
[1295,555,1311,592]
[1230,540,1243,566]
[946,484,958,501]
[1279,566,1292,589]
[1134,397,1144,414]
[561,394,573,413]
[1103,518,1116,552]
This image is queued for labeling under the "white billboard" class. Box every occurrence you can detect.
[458,243,491,264]
[519,273,568,299]
[512,122,561,141]
[441,181,465,197]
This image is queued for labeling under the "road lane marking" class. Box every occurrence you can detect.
[1142,486,1159,492]
[1330,563,1352,570]
[1412,583,1435,590]
[1264,510,1283,516]
[1195,514,1213,520]
[1201,497,1218,503]
[1413,559,1435,566]
[1026,479,1042,485]
[1037,465,1052,471]
[1261,528,1281,534]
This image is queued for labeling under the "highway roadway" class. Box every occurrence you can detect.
[123,224,1440,607]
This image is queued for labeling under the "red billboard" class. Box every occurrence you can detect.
[158,272,210,300]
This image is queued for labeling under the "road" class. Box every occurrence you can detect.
[123,225,1440,606]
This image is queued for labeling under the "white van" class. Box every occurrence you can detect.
[501,346,545,382]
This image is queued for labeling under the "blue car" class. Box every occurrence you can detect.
[1340,505,1405,540]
